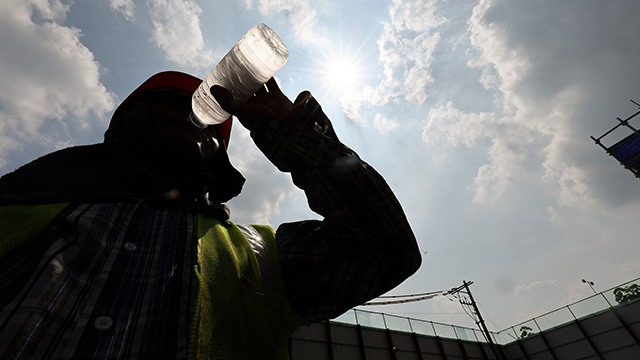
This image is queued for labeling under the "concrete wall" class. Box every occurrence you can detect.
[502,299,640,360]
[290,300,640,360]
[290,321,499,360]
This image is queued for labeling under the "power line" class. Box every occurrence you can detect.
[375,290,444,299]
[478,300,503,331]
[361,293,440,306]
[383,312,468,315]
[360,289,447,306]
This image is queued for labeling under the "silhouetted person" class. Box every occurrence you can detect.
[0,71,421,359]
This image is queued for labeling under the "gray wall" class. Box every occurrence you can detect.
[290,300,640,360]
[290,321,499,359]
[502,299,640,360]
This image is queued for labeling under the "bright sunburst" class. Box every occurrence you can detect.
[309,39,374,100]
[301,29,378,104]
[322,56,362,93]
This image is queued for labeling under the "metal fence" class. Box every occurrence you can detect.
[493,277,640,345]
[331,277,640,346]
[332,308,492,344]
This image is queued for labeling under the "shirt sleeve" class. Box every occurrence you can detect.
[249,93,422,323]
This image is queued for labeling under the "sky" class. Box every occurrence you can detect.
[2,0,640,332]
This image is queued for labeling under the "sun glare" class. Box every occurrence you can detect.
[324,57,360,92]
[306,32,377,101]
[315,45,372,98]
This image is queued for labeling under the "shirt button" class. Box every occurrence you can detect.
[123,242,137,252]
[270,119,280,129]
[94,316,113,331]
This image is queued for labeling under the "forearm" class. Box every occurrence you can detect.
[250,96,421,321]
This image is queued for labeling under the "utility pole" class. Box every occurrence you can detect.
[449,280,506,360]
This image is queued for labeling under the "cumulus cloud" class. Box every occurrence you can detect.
[466,0,529,94]
[340,0,445,132]
[373,114,399,134]
[469,144,527,203]
[0,0,114,170]
[423,102,499,148]
[225,126,300,224]
[428,0,640,317]
[109,0,136,21]
[104,0,213,71]
[246,0,321,44]
[423,101,536,202]
[383,0,445,103]
[554,165,597,208]
[148,0,214,70]
[429,0,640,206]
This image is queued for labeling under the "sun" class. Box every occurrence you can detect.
[315,46,371,98]
[304,33,377,101]
[323,57,361,93]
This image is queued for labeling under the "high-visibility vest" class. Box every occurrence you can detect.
[193,216,306,360]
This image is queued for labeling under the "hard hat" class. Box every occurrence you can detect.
[105,71,232,148]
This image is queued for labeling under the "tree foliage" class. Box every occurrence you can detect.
[518,326,534,339]
[613,284,640,304]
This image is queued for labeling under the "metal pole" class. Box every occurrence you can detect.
[462,281,506,360]
[462,282,491,344]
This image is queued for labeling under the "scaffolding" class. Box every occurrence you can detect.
[592,100,640,178]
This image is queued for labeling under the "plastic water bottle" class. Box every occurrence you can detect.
[189,23,289,127]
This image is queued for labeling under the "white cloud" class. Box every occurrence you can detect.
[248,0,321,44]
[434,0,640,206]
[384,0,446,103]
[339,0,445,130]
[514,280,560,312]
[423,102,498,148]
[0,0,115,169]
[377,23,441,105]
[28,0,70,20]
[554,166,596,209]
[514,280,559,297]
[469,143,527,203]
[423,101,536,203]
[109,0,136,21]
[373,113,398,133]
[467,0,530,94]
[148,0,214,70]
[226,126,300,224]
[104,0,214,71]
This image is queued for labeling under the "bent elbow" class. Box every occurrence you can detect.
[407,247,422,276]
[400,244,422,280]
[380,236,422,290]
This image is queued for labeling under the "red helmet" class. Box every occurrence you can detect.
[105,71,232,148]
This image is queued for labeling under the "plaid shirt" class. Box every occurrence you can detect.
[0,95,420,358]
[0,202,199,359]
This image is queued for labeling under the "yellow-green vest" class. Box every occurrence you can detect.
[192,216,306,359]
